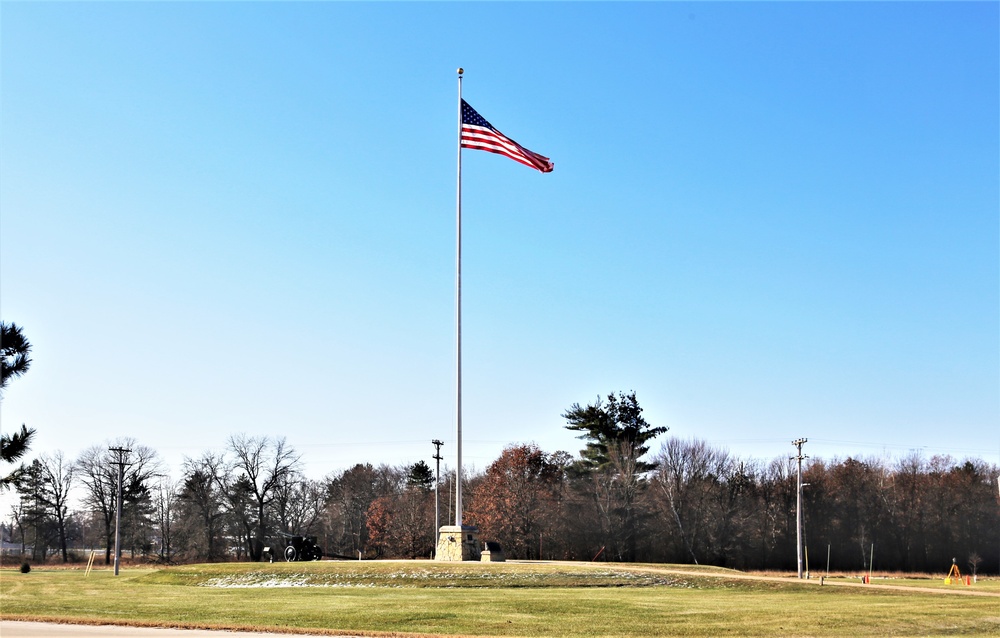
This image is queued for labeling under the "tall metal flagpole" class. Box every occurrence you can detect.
[455,67,464,527]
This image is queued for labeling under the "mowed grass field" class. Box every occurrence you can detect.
[1,561,998,637]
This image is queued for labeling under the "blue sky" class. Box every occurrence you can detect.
[1,2,997,486]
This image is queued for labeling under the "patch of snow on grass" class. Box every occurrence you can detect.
[201,574,311,588]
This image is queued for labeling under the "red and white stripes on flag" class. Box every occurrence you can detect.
[461,99,554,173]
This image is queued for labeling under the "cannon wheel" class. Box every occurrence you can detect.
[284,545,297,562]
[310,546,323,561]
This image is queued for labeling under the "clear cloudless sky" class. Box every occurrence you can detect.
[1,2,997,493]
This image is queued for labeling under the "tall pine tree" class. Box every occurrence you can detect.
[563,391,666,473]
[1,322,34,490]
[563,391,667,561]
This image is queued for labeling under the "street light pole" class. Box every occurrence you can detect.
[791,438,808,579]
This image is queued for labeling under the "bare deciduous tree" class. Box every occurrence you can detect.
[653,438,723,564]
[154,479,180,562]
[226,434,300,561]
[35,451,75,562]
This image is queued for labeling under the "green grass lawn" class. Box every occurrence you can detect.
[2,561,998,637]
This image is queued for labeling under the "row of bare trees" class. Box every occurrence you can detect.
[6,434,303,564]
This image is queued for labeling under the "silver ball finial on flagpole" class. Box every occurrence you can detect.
[457,67,464,75]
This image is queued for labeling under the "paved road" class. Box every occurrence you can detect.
[0,621,362,637]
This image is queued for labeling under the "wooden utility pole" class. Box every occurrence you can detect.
[432,439,444,553]
[108,446,131,576]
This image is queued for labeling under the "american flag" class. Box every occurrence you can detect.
[461,100,553,173]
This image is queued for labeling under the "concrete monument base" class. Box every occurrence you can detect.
[435,525,481,561]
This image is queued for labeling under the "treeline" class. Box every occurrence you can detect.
[4,389,999,573]
[462,439,998,574]
[6,435,998,574]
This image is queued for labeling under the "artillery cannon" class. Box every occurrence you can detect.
[279,531,323,562]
